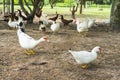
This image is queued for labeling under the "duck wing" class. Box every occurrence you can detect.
[21,32,34,40]
[69,50,94,64]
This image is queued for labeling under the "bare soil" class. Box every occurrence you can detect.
[0,20,120,80]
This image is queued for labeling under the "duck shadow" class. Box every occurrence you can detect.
[57,32,68,35]
[86,63,104,70]
[44,31,68,36]
[35,50,48,56]
[44,31,52,35]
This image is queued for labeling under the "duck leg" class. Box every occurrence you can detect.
[83,31,88,37]
[52,32,56,35]
[79,32,84,37]
[81,64,88,69]
[78,32,82,36]
[81,32,84,37]
[81,31,87,37]
[24,49,31,55]
[29,49,35,55]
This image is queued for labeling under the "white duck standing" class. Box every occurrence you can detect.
[88,18,95,28]
[8,15,19,29]
[16,10,25,28]
[39,21,46,32]
[50,21,60,33]
[42,13,48,26]
[17,24,49,55]
[76,19,89,37]
[68,46,101,69]
[16,10,23,23]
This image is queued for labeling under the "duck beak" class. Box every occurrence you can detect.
[46,39,50,42]
[44,37,49,42]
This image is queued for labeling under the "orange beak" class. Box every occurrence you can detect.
[44,37,49,42]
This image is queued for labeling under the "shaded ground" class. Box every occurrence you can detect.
[0,20,120,80]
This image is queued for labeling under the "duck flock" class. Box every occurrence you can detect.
[2,9,103,69]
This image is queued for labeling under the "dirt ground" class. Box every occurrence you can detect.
[0,19,120,80]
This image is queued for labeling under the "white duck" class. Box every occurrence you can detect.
[76,19,89,37]
[68,46,101,69]
[88,18,95,28]
[8,16,19,29]
[8,13,24,29]
[16,11,25,28]
[39,21,46,32]
[16,11,23,22]
[102,19,110,24]
[17,25,49,55]
[41,13,48,26]
[102,19,110,27]
[50,21,60,33]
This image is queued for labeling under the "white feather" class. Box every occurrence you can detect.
[76,19,89,33]
[42,14,48,25]
[68,46,101,64]
[17,27,48,50]
[50,21,60,32]
[8,18,18,28]
[88,18,95,28]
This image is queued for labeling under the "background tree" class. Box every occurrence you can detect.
[49,0,57,9]
[19,0,44,23]
[70,3,79,19]
[110,0,120,31]
[76,0,83,14]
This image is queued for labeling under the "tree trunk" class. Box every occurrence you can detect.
[11,0,14,21]
[3,0,5,15]
[83,0,86,8]
[110,0,120,31]
[49,0,57,9]
[80,0,83,14]
[19,0,44,23]
[70,3,79,19]
[50,3,54,9]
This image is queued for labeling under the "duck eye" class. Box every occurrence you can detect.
[44,37,48,40]
[99,48,101,51]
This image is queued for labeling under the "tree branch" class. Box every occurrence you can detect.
[31,0,41,17]
[19,0,29,15]
[31,0,34,4]
[70,6,72,11]
[24,0,32,13]
[75,3,79,12]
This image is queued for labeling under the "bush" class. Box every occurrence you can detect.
[56,2,75,7]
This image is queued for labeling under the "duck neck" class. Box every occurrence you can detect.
[29,38,45,48]
[91,50,97,60]
[36,38,45,45]
[91,48,98,54]
[18,16,23,20]
[8,18,12,23]
[17,29,21,37]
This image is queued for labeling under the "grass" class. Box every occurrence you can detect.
[0,4,110,19]
[43,6,110,19]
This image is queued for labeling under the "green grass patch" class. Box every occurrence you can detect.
[43,6,110,19]
[0,4,110,19]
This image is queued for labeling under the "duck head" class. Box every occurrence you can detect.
[40,36,49,42]
[16,22,25,32]
[92,46,101,53]
[17,9,22,16]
